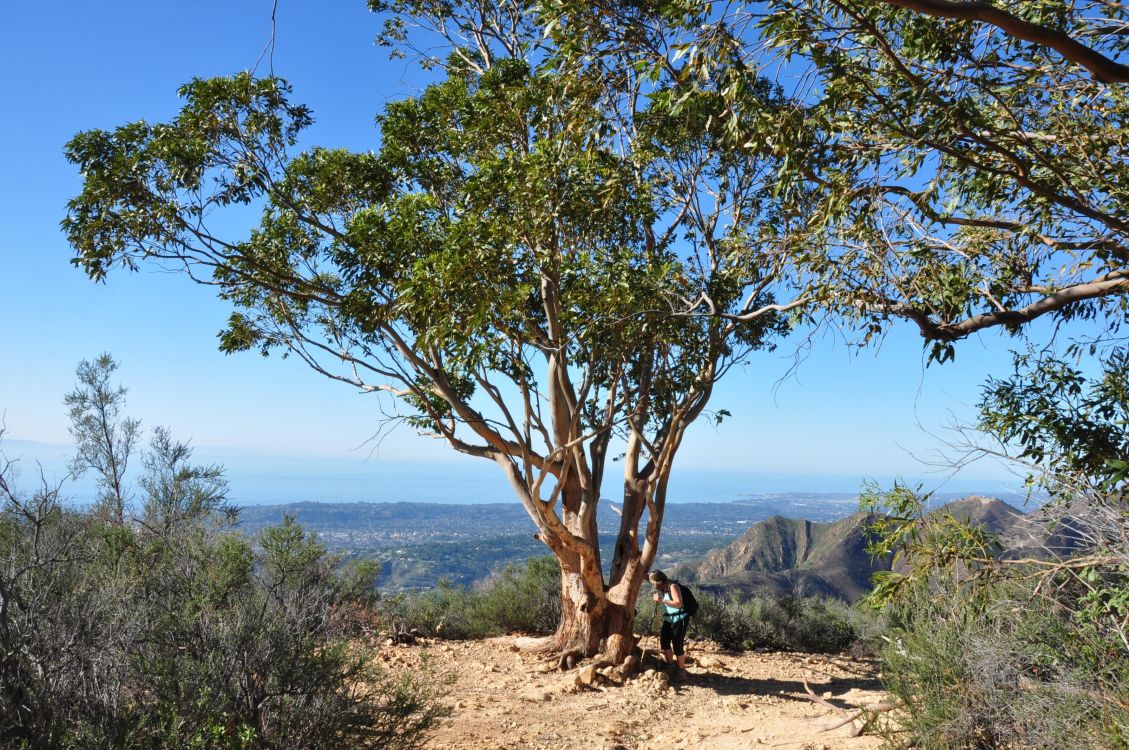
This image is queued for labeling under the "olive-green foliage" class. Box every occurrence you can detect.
[381,556,561,639]
[860,348,1129,748]
[0,354,446,748]
[472,556,562,635]
[754,0,1129,358]
[548,1,1129,355]
[981,348,1129,493]
[0,486,446,750]
[641,591,865,654]
[879,579,1128,750]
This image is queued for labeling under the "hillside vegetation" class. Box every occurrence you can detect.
[0,468,447,749]
[0,358,449,749]
[5,352,1126,750]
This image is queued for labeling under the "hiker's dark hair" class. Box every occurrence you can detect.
[648,570,668,585]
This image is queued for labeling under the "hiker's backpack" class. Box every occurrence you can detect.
[673,580,699,617]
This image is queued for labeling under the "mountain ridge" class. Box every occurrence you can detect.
[677,496,1036,602]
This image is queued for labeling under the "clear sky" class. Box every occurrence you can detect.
[0,1,1050,505]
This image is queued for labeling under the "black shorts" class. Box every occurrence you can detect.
[660,616,688,656]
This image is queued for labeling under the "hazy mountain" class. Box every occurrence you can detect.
[678,497,1034,602]
[941,495,1025,533]
[677,512,888,602]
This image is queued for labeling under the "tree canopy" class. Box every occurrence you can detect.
[549,0,1129,359]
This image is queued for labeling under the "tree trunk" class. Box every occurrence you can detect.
[549,557,639,665]
[552,571,601,658]
[533,519,651,666]
[503,457,656,666]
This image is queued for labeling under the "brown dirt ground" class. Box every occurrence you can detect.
[378,635,890,750]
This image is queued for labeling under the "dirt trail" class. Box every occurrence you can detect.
[379,635,889,749]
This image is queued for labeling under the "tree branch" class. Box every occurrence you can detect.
[879,269,1129,340]
[876,0,1129,82]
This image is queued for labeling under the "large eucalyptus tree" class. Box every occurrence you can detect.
[64,1,789,663]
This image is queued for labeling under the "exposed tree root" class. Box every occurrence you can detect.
[513,635,555,653]
[558,649,585,671]
[515,635,644,676]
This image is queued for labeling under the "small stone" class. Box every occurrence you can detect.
[521,691,552,703]
[604,720,628,736]
[575,665,599,687]
[822,691,833,699]
[616,655,640,680]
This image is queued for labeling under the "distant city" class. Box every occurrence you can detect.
[236,490,1033,590]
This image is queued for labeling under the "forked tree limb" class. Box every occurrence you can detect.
[878,269,1129,341]
[801,674,897,737]
[874,0,1129,83]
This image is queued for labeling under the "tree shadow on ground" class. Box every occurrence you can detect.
[675,671,883,706]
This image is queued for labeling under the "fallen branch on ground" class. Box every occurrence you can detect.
[800,673,897,737]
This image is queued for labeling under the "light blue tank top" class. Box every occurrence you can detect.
[663,584,687,621]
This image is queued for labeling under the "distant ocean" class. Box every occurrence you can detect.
[2,439,1022,507]
[217,466,1021,506]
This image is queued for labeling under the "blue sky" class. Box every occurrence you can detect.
[0,1,1043,505]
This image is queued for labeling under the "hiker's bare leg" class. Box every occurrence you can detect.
[663,648,674,665]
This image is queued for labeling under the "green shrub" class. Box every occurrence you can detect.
[689,591,862,653]
[381,556,561,639]
[0,496,447,750]
[856,348,1129,749]
[878,578,1128,750]
[383,579,481,639]
[1,357,447,748]
[471,555,561,635]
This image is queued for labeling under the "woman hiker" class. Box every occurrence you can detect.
[649,570,690,677]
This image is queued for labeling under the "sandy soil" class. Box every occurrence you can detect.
[378,635,890,750]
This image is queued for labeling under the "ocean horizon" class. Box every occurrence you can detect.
[3,439,1024,507]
